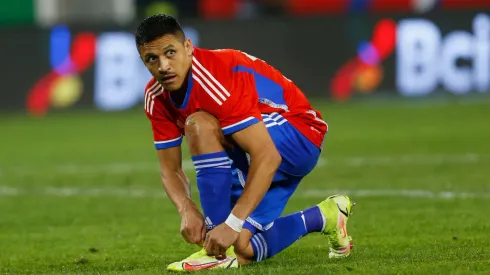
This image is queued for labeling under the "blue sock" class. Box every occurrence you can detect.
[192,151,233,231]
[250,206,325,262]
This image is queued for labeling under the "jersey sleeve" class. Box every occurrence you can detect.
[144,80,182,150]
[195,49,262,135]
[147,113,183,150]
[219,85,262,135]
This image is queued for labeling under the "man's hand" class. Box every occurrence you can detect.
[204,223,240,259]
[180,202,207,245]
[155,146,204,245]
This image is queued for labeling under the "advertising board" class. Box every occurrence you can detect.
[0,11,487,114]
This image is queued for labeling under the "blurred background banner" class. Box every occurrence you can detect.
[0,0,489,115]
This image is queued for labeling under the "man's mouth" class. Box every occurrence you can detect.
[161,75,177,84]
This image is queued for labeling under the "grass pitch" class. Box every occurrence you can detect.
[1,98,490,274]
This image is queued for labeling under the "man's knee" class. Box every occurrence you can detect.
[185,111,221,137]
[185,112,233,153]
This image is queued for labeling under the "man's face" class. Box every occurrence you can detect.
[138,34,193,91]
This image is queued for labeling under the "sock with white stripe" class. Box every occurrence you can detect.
[250,206,325,262]
[192,151,233,231]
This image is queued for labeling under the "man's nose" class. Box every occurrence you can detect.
[158,58,171,74]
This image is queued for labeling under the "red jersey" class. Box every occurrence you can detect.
[144,47,327,150]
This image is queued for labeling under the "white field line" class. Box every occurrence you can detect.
[0,153,486,176]
[0,185,489,199]
[321,153,484,167]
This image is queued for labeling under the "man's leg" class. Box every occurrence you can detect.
[167,111,240,271]
[233,195,355,264]
[185,111,235,231]
[168,192,354,271]
[232,203,327,264]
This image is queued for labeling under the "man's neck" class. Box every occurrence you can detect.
[169,70,190,106]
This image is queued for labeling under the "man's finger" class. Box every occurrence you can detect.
[193,235,203,246]
[219,245,227,260]
[191,231,202,244]
[181,230,191,243]
[204,236,213,255]
[199,226,206,246]
[204,233,210,248]
[186,227,199,244]
[201,226,206,241]
[186,227,196,242]
[213,244,225,260]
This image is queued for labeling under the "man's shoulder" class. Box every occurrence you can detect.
[191,48,257,83]
[194,47,239,56]
[192,47,241,65]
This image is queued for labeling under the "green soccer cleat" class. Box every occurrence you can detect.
[167,247,238,272]
[317,194,355,259]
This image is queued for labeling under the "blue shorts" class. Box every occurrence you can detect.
[227,113,322,232]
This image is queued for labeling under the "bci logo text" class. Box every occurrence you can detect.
[397,13,490,96]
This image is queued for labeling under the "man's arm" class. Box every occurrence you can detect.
[157,145,191,212]
[157,145,206,244]
[204,121,280,257]
[229,121,282,221]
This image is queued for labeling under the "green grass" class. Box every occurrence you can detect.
[1,99,490,274]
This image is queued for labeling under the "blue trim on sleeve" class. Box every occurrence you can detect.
[154,136,183,150]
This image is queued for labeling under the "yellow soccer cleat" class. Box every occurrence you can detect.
[167,247,238,272]
[317,195,355,259]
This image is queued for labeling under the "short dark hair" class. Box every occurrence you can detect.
[135,14,185,47]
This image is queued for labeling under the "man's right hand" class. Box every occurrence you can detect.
[180,202,206,245]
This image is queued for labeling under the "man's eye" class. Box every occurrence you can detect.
[147,56,156,62]
[167,50,176,56]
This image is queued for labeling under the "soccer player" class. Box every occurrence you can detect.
[136,14,355,271]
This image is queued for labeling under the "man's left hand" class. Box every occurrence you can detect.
[204,223,240,260]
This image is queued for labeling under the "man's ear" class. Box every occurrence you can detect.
[185,38,193,56]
